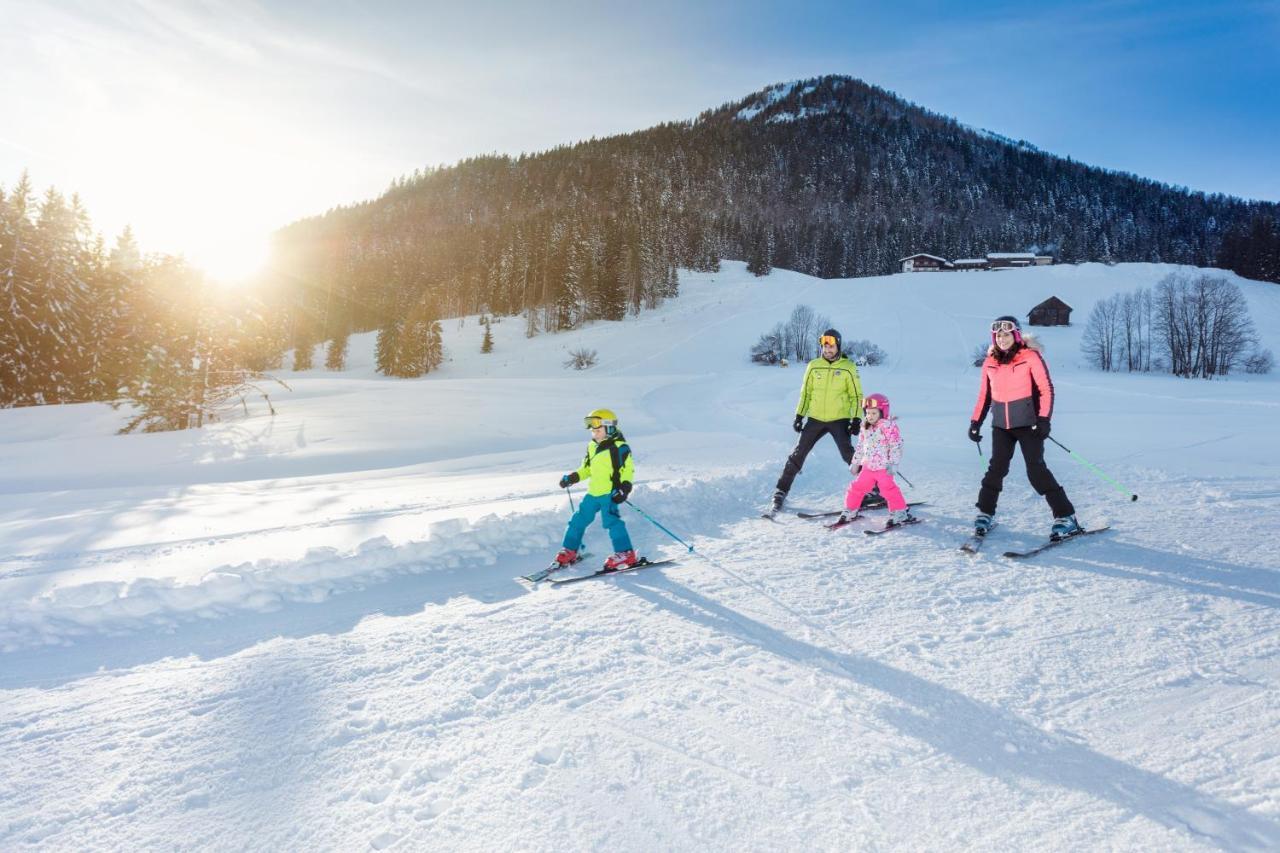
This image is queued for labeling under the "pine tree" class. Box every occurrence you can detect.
[1,174,40,405]
[292,332,314,370]
[481,318,493,353]
[325,333,349,370]
[375,320,402,376]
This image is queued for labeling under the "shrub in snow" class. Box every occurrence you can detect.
[845,339,887,366]
[565,348,598,370]
[1244,349,1274,375]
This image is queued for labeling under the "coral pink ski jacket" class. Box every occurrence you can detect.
[972,342,1055,429]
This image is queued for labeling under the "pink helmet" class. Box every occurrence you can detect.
[862,393,890,419]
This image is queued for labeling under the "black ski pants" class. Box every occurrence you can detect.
[977,426,1074,517]
[775,418,854,494]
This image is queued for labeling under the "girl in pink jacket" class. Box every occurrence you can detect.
[839,393,913,526]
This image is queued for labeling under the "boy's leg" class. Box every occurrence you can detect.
[976,427,1016,514]
[600,501,633,552]
[562,495,604,550]
[843,467,877,510]
[871,469,907,511]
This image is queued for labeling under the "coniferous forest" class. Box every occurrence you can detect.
[4,75,1278,422]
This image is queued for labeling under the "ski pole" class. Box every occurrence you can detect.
[625,500,695,552]
[1047,436,1139,502]
[566,486,576,514]
[895,470,914,489]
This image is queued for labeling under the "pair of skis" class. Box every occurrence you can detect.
[960,524,1111,558]
[520,553,675,586]
[802,501,928,535]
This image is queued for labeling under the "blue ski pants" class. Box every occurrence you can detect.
[562,493,633,553]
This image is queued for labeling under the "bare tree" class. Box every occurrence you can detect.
[1153,272,1258,378]
[1081,294,1120,371]
[784,304,832,362]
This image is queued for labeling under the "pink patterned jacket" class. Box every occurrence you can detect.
[853,418,903,472]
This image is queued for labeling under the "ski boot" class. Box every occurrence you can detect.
[973,512,994,537]
[770,489,786,512]
[886,508,914,527]
[838,509,861,524]
[1050,515,1083,541]
[860,488,887,509]
[602,550,639,571]
[554,548,579,566]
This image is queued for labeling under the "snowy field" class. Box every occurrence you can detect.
[3,261,1280,850]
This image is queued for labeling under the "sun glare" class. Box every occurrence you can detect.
[192,232,271,288]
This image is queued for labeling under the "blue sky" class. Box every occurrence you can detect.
[1,0,1276,278]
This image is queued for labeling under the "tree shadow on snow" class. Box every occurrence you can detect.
[619,572,1280,851]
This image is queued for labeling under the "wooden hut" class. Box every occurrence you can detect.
[1028,296,1073,326]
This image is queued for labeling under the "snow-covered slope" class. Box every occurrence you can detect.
[2,262,1279,850]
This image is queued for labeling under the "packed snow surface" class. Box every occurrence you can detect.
[3,262,1280,850]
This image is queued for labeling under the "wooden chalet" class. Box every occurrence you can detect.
[1028,296,1073,326]
[898,253,953,272]
[986,252,1037,269]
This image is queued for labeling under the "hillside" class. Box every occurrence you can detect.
[270,75,1278,350]
[2,262,1280,849]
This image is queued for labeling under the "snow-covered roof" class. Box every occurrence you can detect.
[954,258,987,265]
[898,254,949,263]
[987,253,1036,259]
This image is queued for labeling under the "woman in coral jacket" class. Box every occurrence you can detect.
[968,315,1081,541]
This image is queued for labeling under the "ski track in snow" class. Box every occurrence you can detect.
[3,262,1280,850]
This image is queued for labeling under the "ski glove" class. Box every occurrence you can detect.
[967,420,983,443]
[559,472,580,489]
[1032,417,1051,439]
[847,417,861,437]
[792,415,805,433]
[610,482,633,504]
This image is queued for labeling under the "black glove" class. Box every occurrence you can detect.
[559,472,580,489]
[968,420,982,443]
[847,417,861,437]
[792,415,804,433]
[611,482,632,504]
[1032,417,1051,439]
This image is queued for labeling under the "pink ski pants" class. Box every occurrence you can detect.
[844,467,906,512]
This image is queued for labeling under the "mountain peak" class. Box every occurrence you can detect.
[703,75,910,126]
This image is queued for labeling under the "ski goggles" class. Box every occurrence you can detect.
[583,416,616,430]
[819,335,838,348]
[990,320,1019,333]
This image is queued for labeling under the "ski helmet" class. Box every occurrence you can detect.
[862,393,890,419]
[819,328,842,353]
[584,408,618,436]
[990,315,1024,346]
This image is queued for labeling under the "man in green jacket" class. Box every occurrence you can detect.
[770,328,876,513]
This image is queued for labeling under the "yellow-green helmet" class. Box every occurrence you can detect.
[583,408,618,436]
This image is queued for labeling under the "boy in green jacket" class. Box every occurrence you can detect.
[555,408,638,570]
[770,328,875,514]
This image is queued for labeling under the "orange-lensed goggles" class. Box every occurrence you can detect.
[819,335,838,348]
[584,416,615,430]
